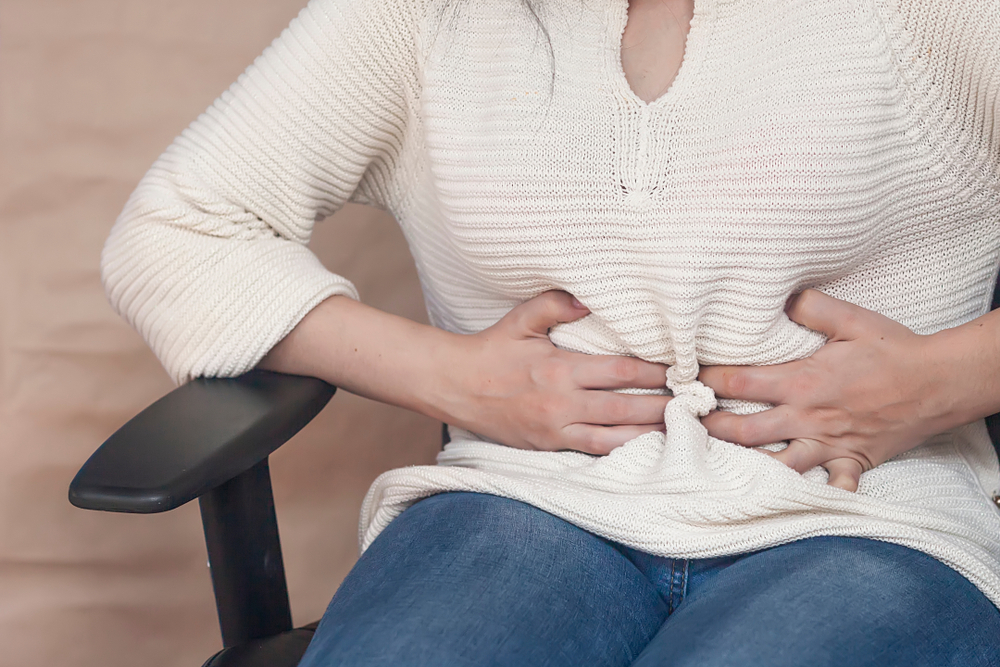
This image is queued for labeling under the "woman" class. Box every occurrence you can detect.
[101,0,1000,664]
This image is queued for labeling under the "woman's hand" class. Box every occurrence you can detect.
[699,289,968,491]
[262,290,669,457]
[441,291,670,454]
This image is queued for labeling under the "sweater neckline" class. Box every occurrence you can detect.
[607,0,715,109]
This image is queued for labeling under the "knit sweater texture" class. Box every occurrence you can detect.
[102,0,1000,604]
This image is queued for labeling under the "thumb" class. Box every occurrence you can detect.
[505,291,590,338]
[785,289,867,341]
[824,457,863,492]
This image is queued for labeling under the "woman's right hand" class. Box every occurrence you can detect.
[437,291,670,454]
[262,290,669,456]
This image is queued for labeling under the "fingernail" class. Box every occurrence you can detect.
[571,297,585,309]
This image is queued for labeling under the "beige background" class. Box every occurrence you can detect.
[0,1,441,665]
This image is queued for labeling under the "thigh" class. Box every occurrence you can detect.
[299,492,669,667]
[632,536,1000,667]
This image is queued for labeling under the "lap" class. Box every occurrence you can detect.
[300,493,1000,667]
[298,492,668,667]
[634,536,1000,667]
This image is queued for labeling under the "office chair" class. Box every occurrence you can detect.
[69,284,1000,667]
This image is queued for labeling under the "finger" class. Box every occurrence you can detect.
[823,457,862,492]
[573,355,669,390]
[581,391,670,426]
[770,438,830,474]
[699,364,797,403]
[785,289,868,341]
[701,405,800,447]
[561,423,665,456]
[505,291,590,338]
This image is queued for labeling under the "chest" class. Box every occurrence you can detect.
[413,0,998,299]
[620,0,694,104]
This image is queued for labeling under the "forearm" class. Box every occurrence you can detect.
[259,296,460,422]
[926,307,1000,429]
[258,291,672,455]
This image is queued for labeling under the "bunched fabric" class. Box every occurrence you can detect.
[101,0,1000,605]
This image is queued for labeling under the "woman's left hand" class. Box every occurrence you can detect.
[699,289,960,492]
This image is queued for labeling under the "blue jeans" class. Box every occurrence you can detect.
[299,492,1000,666]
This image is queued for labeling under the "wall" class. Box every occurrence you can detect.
[0,1,440,664]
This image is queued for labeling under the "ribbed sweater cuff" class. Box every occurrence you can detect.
[104,231,357,385]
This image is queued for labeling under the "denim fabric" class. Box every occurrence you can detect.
[299,492,1000,667]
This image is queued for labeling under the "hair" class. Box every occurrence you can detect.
[441,0,555,91]
[522,0,555,89]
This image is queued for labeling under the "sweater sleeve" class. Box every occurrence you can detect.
[101,0,419,384]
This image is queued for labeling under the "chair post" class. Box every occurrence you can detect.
[199,458,293,648]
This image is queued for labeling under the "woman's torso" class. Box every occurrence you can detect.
[359,0,1000,606]
[381,0,1000,373]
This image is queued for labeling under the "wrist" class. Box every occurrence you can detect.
[922,321,1000,429]
[407,327,478,426]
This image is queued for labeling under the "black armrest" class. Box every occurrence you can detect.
[69,370,336,514]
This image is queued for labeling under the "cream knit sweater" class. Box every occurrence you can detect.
[102,0,1000,605]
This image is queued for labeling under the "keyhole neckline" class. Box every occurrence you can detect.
[611,0,715,109]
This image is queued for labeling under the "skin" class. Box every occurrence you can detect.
[700,290,1000,492]
[263,0,1000,491]
[261,292,671,455]
[261,1,694,454]
[620,0,694,103]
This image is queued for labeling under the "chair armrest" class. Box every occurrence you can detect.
[69,370,335,514]
[986,413,1000,461]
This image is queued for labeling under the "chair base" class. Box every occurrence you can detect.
[201,621,319,667]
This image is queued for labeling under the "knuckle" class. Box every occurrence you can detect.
[789,373,816,398]
[604,397,631,423]
[533,358,567,386]
[723,371,748,397]
[815,408,849,437]
[850,450,876,472]
[583,433,613,456]
[733,420,758,445]
[534,396,560,420]
[570,431,598,455]
[534,431,560,452]
[611,357,639,384]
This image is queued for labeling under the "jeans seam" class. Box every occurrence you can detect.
[667,559,677,613]
[681,559,690,602]
[667,558,688,614]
